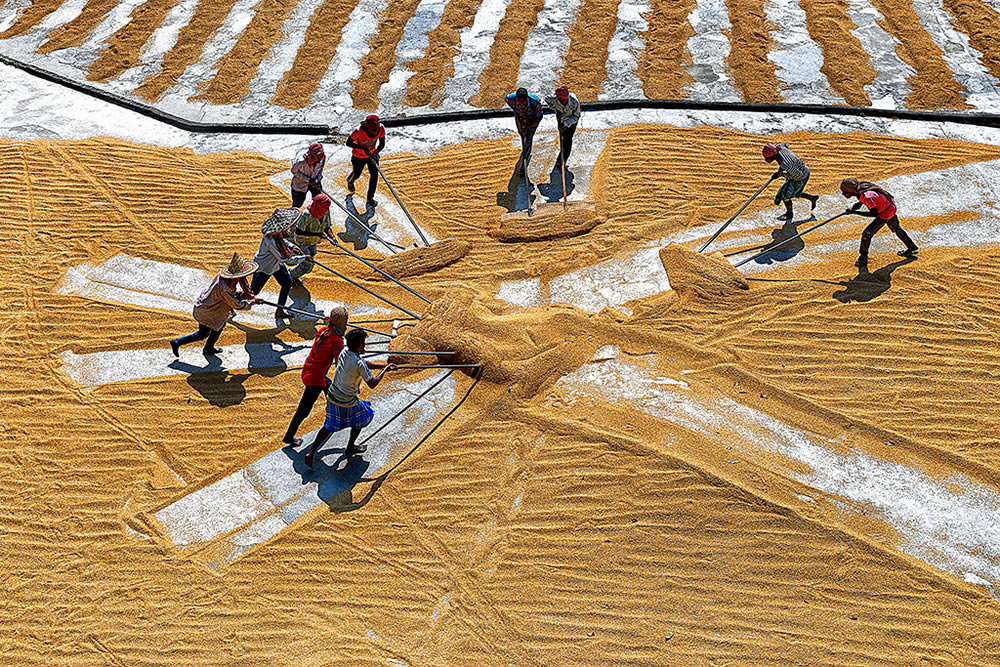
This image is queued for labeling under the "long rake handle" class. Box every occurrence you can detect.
[319,242,431,304]
[369,158,431,247]
[310,258,423,320]
[699,176,777,253]
[253,298,396,338]
[734,212,848,268]
[323,189,404,254]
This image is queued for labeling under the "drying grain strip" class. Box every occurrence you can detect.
[470,0,545,106]
[271,0,356,109]
[940,0,1000,83]
[868,0,969,109]
[194,0,298,104]
[39,0,119,53]
[403,0,485,107]
[798,0,876,106]
[636,0,697,100]
[133,0,241,102]
[351,0,424,110]
[0,0,66,38]
[88,0,183,82]
[559,0,622,100]
[725,0,781,102]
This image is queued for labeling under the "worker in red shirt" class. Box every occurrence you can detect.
[346,115,385,209]
[282,306,349,446]
[841,177,918,267]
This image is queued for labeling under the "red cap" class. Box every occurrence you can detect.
[555,86,569,101]
[308,193,331,218]
[762,143,779,159]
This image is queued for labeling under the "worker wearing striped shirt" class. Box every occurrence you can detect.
[763,142,819,220]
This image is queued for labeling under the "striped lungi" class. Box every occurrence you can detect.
[774,176,809,204]
[323,398,374,432]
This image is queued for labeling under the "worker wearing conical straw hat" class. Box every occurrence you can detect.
[290,142,325,208]
[544,86,581,168]
[762,142,819,221]
[251,208,306,319]
[841,177,918,268]
[302,328,397,469]
[506,87,543,172]
[282,305,349,447]
[170,252,258,357]
[346,115,385,209]
[289,194,334,284]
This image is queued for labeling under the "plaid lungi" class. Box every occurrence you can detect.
[774,176,809,204]
[324,398,374,432]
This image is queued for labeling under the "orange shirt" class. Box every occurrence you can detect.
[350,126,384,159]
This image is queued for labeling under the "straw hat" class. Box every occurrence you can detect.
[261,208,301,235]
[220,252,258,278]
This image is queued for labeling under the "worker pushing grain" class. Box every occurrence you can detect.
[283,306,349,447]
[290,142,325,208]
[251,208,307,319]
[544,85,582,168]
[170,253,258,357]
[302,329,398,468]
[289,193,334,285]
[841,177,919,267]
[762,142,819,221]
[506,87,543,172]
[346,115,385,209]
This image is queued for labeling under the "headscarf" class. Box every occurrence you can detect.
[308,193,331,218]
[305,142,325,164]
[555,86,569,102]
[317,305,349,342]
[762,143,779,159]
[362,115,381,137]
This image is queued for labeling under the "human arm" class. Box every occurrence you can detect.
[369,135,385,160]
[363,362,397,389]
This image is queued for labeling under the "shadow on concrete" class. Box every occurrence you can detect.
[753,214,816,265]
[537,162,575,203]
[497,161,535,213]
[833,256,917,303]
[283,441,381,513]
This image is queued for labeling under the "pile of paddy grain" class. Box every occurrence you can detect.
[659,243,748,298]
[491,203,604,242]
[372,238,470,279]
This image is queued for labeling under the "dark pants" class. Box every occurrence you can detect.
[859,215,918,261]
[555,122,577,165]
[291,185,321,208]
[173,324,222,352]
[283,381,328,443]
[347,156,378,202]
[251,266,293,307]
[517,123,539,167]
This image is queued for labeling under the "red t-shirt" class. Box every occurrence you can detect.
[859,190,897,220]
[350,126,384,159]
[301,328,344,386]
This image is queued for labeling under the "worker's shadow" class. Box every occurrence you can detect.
[171,324,315,407]
[497,162,535,212]
[833,256,917,303]
[753,215,816,264]
[285,441,379,512]
[537,163,576,203]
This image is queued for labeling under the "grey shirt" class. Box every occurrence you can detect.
[776,143,809,181]
[544,93,582,127]
[253,235,301,275]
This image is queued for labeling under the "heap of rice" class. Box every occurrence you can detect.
[492,203,604,242]
[373,238,470,279]
[659,244,749,298]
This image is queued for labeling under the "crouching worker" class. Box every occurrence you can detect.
[841,177,918,267]
[302,328,398,468]
[171,252,257,357]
